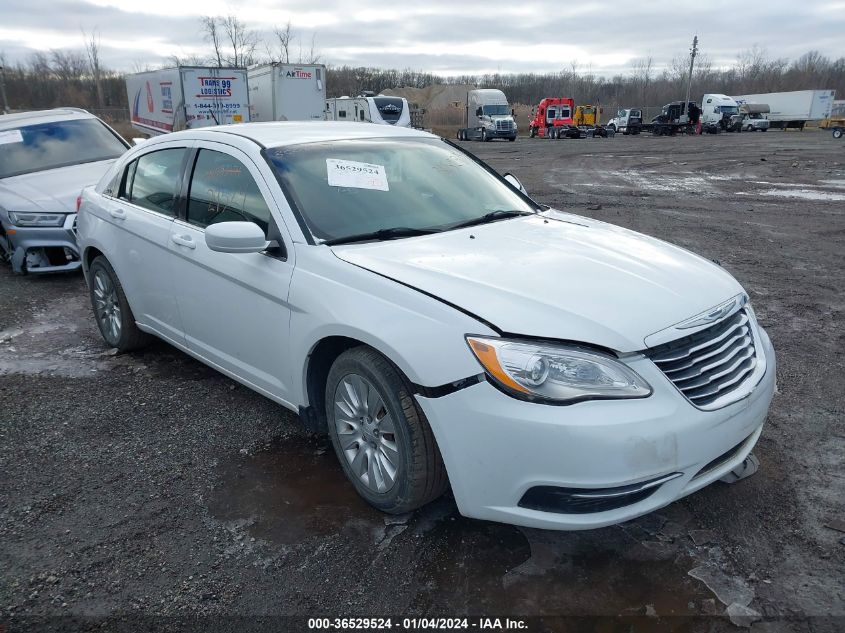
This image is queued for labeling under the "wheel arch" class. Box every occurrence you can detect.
[302,335,365,433]
[83,245,104,273]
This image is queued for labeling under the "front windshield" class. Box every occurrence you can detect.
[266,137,536,243]
[0,118,128,179]
[719,106,739,115]
[482,105,510,116]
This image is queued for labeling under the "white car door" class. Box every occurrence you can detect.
[166,142,296,404]
[103,143,191,344]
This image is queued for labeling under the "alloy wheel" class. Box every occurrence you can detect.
[93,269,122,342]
[333,373,401,493]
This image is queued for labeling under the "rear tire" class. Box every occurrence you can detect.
[834,128,843,139]
[326,347,448,514]
[88,256,150,352]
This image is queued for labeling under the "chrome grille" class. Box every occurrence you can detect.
[648,308,758,409]
[496,120,513,131]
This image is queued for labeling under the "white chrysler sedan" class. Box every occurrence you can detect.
[77,122,775,530]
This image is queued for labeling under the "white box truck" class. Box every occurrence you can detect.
[126,67,250,136]
[324,95,412,127]
[731,90,835,129]
[457,89,517,142]
[247,63,326,122]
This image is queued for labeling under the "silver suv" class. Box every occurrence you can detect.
[0,108,129,274]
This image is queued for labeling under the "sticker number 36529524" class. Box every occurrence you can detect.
[326,159,389,192]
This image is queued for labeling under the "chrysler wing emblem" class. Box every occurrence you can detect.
[675,295,746,330]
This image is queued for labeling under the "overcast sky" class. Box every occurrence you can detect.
[1,0,844,75]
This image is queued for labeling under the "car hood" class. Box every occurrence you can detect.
[332,212,743,352]
[0,159,116,214]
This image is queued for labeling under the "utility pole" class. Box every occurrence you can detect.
[0,64,9,114]
[684,35,698,123]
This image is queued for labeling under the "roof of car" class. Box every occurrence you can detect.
[0,108,98,131]
[164,121,434,148]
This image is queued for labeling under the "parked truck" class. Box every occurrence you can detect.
[528,97,575,138]
[733,104,770,132]
[651,101,700,135]
[457,89,517,141]
[573,104,611,137]
[325,95,412,127]
[606,108,643,135]
[247,63,326,122]
[731,90,835,130]
[126,67,250,136]
[701,94,741,132]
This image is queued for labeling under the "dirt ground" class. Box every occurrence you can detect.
[1,129,843,632]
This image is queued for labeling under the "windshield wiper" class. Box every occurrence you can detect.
[446,209,534,230]
[323,226,440,246]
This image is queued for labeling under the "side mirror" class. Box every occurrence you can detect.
[503,173,527,195]
[131,137,147,146]
[205,221,269,254]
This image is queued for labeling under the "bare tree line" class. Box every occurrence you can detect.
[1,36,842,114]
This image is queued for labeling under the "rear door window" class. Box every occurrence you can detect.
[186,149,271,235]
[127,148,188,216]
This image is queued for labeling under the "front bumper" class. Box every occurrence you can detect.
[487,128,517,138]
[416,327,776,530]
[5,214,81,274]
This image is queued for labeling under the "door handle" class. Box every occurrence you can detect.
[171,234,196,249]
[109,208,126,220]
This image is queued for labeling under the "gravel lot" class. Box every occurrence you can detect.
[1,129,843,632]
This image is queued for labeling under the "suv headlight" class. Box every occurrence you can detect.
[7,211,65,227]
[467,336,652,404]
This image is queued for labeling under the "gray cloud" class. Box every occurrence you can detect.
[0,0,843,75]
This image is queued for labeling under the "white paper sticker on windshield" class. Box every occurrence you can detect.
[326,159,389,191]
[0,129,24,145]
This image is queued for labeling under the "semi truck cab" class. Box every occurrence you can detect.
[607,108,643,135]
[528,97,575,138]
[458,89,517,141]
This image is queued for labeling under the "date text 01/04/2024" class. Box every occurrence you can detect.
[307,618,529,630]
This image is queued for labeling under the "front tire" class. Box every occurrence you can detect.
[326,347,448,514]
[88,256,150,351]
[834,128,843,139]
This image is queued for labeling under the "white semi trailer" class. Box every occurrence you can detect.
[247,63,327,122]
[457,89,517,142]
[731,90,835,129]
[126,67,250,136]
[324,95,412,127]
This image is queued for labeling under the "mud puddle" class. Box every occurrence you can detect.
[0,293,110,377]
[208,435,386,545]
[210,439,724,618]
[0,289,222,380]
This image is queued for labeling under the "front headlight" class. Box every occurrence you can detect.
[466,336,652,404]
[7,211,66,227]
